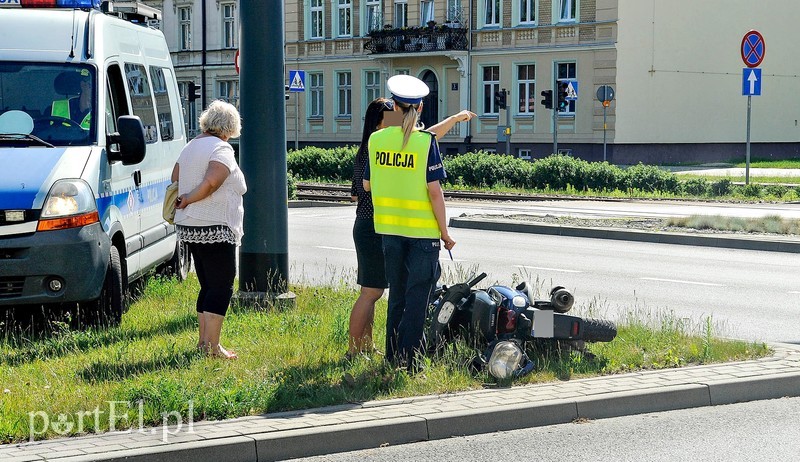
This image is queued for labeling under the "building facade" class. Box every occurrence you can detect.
[148,0,800,164]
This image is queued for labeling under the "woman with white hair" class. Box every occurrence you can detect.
[171,99,247,359]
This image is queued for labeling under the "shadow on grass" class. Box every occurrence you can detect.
[0,310,197,367]
[267,357,409,414]
[77,348,200,383]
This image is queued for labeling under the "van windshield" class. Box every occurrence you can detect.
[0,62,95,146]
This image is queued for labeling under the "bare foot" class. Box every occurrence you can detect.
[208,345,238,360]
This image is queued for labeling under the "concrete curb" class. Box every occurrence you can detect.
[4,344,800,461]
[449,217,800,253]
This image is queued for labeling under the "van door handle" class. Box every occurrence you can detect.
[133,170,142,188]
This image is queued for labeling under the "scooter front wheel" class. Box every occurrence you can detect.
[580,318,617,343]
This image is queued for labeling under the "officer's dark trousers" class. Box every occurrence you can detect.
[383,235,441,367]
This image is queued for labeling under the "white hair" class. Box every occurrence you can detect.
[199,100,242,139]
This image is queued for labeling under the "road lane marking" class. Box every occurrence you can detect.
[640,277,723,287]
[789,291,800,294]
[315,246,355,252]
[519,265,582,273]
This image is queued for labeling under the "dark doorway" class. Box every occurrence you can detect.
[420,70,439,130]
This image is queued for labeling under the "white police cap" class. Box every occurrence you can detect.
[387,75,429,105]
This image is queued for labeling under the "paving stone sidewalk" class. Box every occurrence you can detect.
[3,343,800,462]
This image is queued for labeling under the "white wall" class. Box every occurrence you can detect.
[615,0,800,144]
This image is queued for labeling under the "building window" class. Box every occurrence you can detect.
[365,0,382,33]
[519,0,535,24]
[310,0,324,38]
[420,0,434,25]
[557,62,576,114]
[482,65,500,115]
[178,6,191,51]
[395,69,410,75]
[222,3,236,49]
[365,70,381,105]
[338,0,352,37]
[517,64,535,114]
[559,0,577,22]
[483,0,500,27]
[337,71,352,117]
[218,80,239,109]
[394,0,408,28]
[518,148,531,159]
[309,73,324,117]
[447,0,463,23]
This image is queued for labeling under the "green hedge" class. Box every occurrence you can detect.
[286,147,790,199]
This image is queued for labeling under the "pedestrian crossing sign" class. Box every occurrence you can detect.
[288,70,305,92]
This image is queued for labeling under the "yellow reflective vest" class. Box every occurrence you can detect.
[368,127,440,239]
[52,99,91,130]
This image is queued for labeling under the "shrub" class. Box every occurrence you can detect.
[681,177,710,196]
[710,178,732,196]
[287,145,357,181]
[762,184,789,198]
[585,161,625,191]
[623,163,680,193]
[737,183,762,198]
[443,151,535,189]
[287,171,297,199]
[530,154,588,190]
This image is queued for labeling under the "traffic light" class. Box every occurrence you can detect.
[556,81,569,111]
[187,81,201,102]
[494,89,507,110]
[285,84,290,101]
[540,90,553,109]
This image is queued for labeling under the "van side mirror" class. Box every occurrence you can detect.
[107,115,146,165]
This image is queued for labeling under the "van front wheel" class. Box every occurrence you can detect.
[91,246,125,326]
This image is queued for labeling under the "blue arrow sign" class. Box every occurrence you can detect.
[742,68,761,96]
[288,70,305,92]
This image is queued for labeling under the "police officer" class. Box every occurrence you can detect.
[363,74,456,370]
[51,70,92,130]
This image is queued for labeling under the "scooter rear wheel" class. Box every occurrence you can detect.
[580,318,617,342]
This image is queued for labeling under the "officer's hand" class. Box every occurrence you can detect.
[454,110,477,122]
[442,234,456,250]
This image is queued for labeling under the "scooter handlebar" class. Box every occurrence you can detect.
[466,272,487,288]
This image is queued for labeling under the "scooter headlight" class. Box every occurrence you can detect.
[487,341,524,380]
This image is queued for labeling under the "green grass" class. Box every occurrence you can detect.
[0,276,770,443]
[731,158,800,169]
[676,174,800,185]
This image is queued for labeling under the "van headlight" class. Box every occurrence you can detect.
[487,340,525,380]
[38,179,100,231]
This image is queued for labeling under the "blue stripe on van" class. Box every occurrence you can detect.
[0,150,65,209]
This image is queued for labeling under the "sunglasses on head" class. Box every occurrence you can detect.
[381,100,395,111]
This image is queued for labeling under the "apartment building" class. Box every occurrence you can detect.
[149,0,800,163]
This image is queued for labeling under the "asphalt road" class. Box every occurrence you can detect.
[289,202,800,343]
[287,396,800,462]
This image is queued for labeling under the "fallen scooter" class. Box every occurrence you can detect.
[426,272,617,380]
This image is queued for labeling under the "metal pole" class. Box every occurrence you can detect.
[745,95,751,185]
[504,89,511,155]
[295,92,299,150]
[553,83,558,155]
[239,0,290,297]
[603,104,607,162]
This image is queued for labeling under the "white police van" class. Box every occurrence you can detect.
[0,0,189,324]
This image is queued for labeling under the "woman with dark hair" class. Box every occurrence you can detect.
[362,75,474,370]
[348,97,394,358]
[348,96,475,359]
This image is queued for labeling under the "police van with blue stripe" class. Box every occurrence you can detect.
[0,0,190,324]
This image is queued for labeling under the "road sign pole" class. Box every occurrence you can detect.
[295,93,299,150]
[603,104,607,162]
[746,95,752,185]
[505,90,511,155]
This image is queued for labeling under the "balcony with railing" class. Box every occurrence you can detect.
[364,24,468,54]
